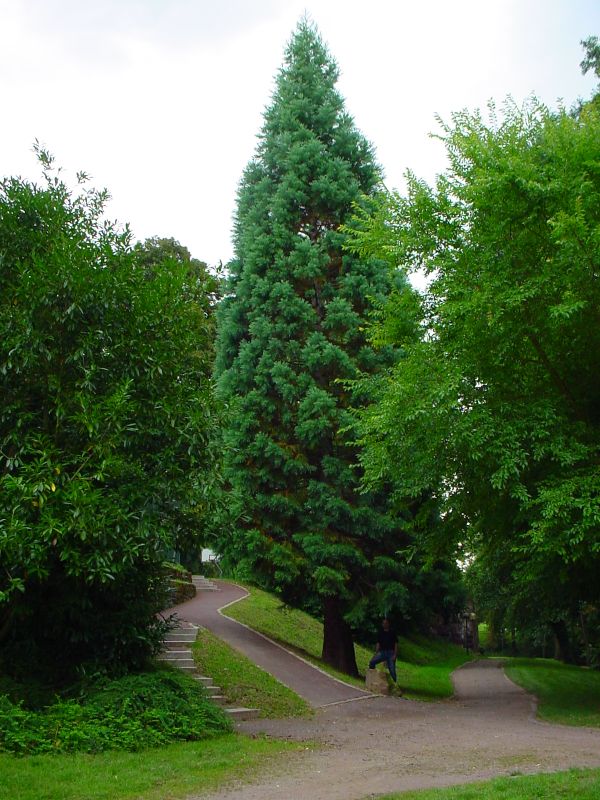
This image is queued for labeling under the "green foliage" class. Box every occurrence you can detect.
[0,668,231,755]
[193,627,311,718]
[378,769,600,800]
[0,735,302,800]
[348,97,600,662]
[581,36,600,82]
[506,658,600,727]
[0,148,219,679]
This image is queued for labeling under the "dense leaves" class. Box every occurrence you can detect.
[0,150,218,679]
[215,21,425,674]
[0,669,231,755]
[348,96,600,661]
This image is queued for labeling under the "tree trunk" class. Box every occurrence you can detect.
[321,595,359,677]
[551,620,573,663]
[0,607,13,645]
[579,608,590,665]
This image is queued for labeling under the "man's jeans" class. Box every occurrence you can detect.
[369,649,397,682]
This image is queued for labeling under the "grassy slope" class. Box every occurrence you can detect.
[376,768,600,799]
[192,627,311,718]
[0,735,303,800]
[221,584,472,700]
[505,658,600,728]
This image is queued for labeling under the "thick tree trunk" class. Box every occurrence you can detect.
[321,595,359,677]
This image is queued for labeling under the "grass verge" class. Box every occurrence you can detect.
[0,734,303,800]
[505,658,600,727]
[375,768,600,799]
[221,584,472,701]
[192,627,311,718]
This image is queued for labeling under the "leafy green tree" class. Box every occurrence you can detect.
[215,21,410,674]
[348,96,600,661]
[134,236,221,306]
[0,149,218,681]
[133,236,227,570]
[581,35,600,82]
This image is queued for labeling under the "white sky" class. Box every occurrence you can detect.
[1,0,598,267]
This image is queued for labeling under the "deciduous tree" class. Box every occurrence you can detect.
[348,95,600,661]
[0,149,218,680]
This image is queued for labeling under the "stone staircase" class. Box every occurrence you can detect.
[191,574,220,591]
[159,589,258,721]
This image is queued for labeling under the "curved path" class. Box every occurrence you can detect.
[168,580,370,707]
[171,584,600,800]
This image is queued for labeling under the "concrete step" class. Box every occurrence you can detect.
[225,707,260,721]
[158,650,193,660]
[158,627,261,720]
[191,575,219,591]
[158,657,196,669]
[165,663,197,672]
[164,641,195,649]
[209,695,226,705]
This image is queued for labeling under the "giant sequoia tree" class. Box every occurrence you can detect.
[215,22,405,674]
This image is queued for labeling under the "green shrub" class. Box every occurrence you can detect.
[0,669,231,755]
[0,154,219,682]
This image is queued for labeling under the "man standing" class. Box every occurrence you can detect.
[369,618,397,682]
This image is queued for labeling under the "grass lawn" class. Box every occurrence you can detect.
[221,584,472,701]
[192,627,311,718]
[376,768,600,799]
[505,658,600,727]
[0,734,304,800]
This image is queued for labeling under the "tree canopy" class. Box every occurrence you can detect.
[0,150,218,679]
[347,94,600,662]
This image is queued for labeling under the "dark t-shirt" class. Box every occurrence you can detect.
[377,628,397,651]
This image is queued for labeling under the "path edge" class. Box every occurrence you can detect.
[215,580,373,703]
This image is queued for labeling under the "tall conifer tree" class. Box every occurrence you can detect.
[215,20,400,674]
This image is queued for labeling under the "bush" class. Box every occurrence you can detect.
[0,669,231,755]
[0,150,219,680]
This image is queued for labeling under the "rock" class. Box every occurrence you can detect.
[366,667,390,695]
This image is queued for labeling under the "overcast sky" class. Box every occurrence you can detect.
[1,0,598,266]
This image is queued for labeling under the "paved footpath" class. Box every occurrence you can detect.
[167,580,370,707]
[169,583,600,800]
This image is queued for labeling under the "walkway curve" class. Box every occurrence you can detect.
[167,580,371,707]
[168,584,600,800]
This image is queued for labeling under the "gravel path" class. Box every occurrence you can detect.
[170,584,600,800]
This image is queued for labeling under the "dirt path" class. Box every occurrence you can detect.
[171,585,600,799]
